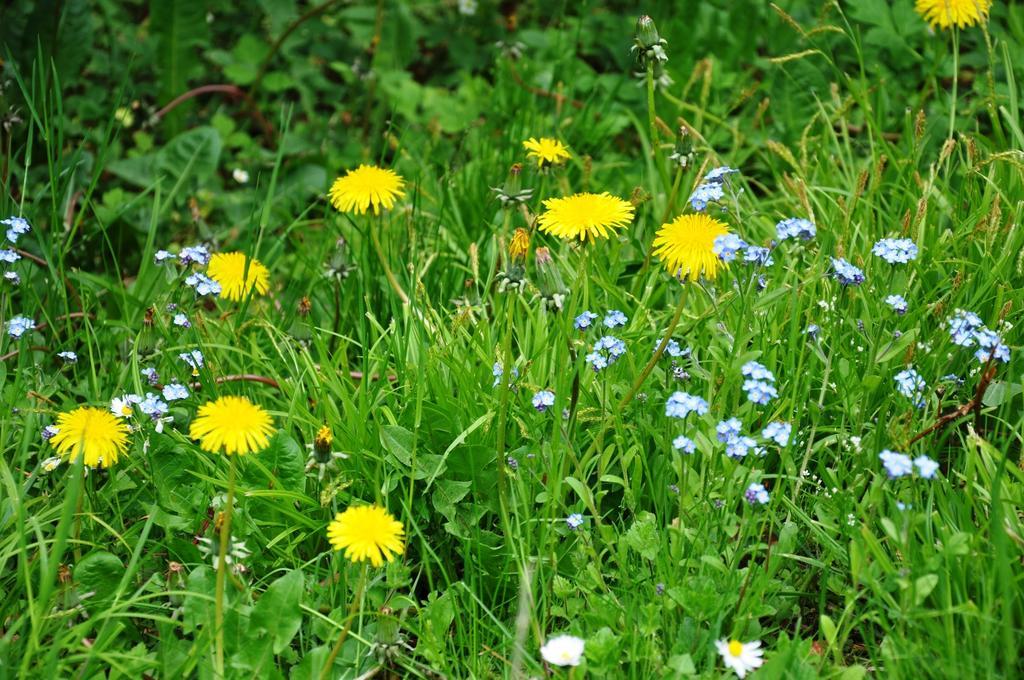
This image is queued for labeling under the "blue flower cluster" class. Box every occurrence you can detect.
[586,336,627,371]
[688,166,738,211]
[741,360,778,405]
[492,361,520,387]
[185,272,221,297]
[775,217,815,241]
[688,182,724,211]
[656,338,690,359]
[1,216,31,287]
[894,367,926,408]
[573,311,598,330]
[743,245,774,266]
[945,310,1010,364]
[885,294,908,315]
[761,421,791,446]
[532,389,555,412]
[716,417,763,459]
[880,450,938,479]
[872,238,918,264]
[672,435,696,454]
[6,315,35,339]
[831,258,865,286]
[666,391,708,419]
[713,234,745,263]
[1,216,30,243]
[745,482,770,505]
[726,434,759,459]
[603,310,628,328]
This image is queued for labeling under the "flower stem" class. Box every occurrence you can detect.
[369,215,410,305]
[214,456,236,679]
[948,29,960,141]
[320,564,369,680]
[587,285,689,456]
[494,293,516,535]
[645,61,671,197]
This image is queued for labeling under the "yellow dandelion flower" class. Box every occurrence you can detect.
[327,504,405,567]
[328,165,406,215]
[314,425,333,455]
[537,192,635,242]
[189,396,274,455]
[915,0,990,29]
[50,406,130,468]
[509,228,531,261]
[207,252,270,302]
[523,137,571,167]
[652,213,731,281]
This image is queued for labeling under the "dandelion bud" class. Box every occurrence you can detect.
[313,425,334,463]
[509,228,530,263]
[326,238,353,279]
[635,15,661,51]
[668,127,694,169]
[632,15,668,65]
[534,247,569,311]
[492,163,533,207]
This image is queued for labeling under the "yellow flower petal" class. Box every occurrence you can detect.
[537,192,635,242]
[189,396,273,455]
[328,165,406,215]
[327,505,405,567]
[651,213,731,281]
[50,407,130,468]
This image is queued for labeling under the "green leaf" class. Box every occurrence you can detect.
[624,511,659,561]
[150,0,209,134]
[432,480,472,522]
[820,614,838,647]
[107,127,223,188]
[183,566,215,633]
[75,551,123,613]
[983,381,1023,408]
[585,627,621,670]
[250,569,304,654]
[243,430,305,493]
[914,574,939,606]
[666,653,697,675]
[381,425,415,467]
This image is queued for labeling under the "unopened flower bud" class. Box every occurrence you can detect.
[632,15,668,65]
[635,15,661,50]
[534,247,568,311]
[509,228,530,263]
[493,163,533,207]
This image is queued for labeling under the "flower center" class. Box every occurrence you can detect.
[728,640,743,657]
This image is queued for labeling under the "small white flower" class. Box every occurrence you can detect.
[540,634,585,667]
[41,456,62,472]
[110,394,142,418]
[716,638,764,678]
[232,168,250,184]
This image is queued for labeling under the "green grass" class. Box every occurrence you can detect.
[1,1,1023,678]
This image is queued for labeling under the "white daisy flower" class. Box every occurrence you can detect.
[540,634,585,667]
[716,638,764,678]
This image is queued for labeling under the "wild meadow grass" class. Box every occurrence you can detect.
[1,1,1023,678]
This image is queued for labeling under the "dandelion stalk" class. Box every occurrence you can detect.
[369,215,410,306]
[213,456,236,679]
[494,293,516,536]
[320,564,369,680]
[645,61,671,197]
[948,29,960,140]
[587,285,689,456]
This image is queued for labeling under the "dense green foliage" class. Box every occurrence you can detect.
[1,1,1023,678]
